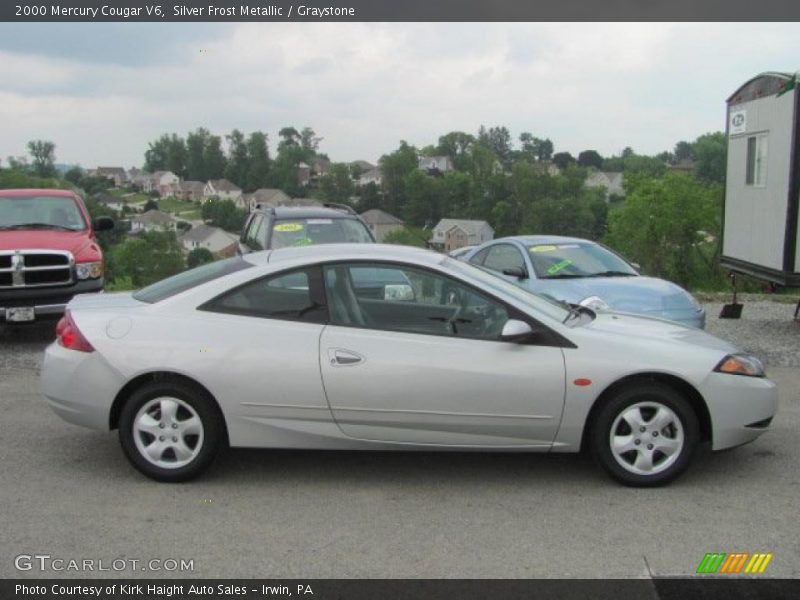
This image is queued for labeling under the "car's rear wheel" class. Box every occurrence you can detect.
[119,381,223,482]
[591,383,699,486]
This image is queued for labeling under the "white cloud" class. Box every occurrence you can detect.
[0,23,799,168]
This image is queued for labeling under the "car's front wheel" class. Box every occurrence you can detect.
[119,381,223,482]
[591,383,699,486]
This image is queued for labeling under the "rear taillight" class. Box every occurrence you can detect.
[56,310,94,352]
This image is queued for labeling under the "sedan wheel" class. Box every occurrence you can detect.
[592,383,699,486]
[119,381,223,482]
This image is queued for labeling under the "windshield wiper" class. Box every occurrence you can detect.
[539,273,586,279]
[584,270,637,278]
[2,223,78,231]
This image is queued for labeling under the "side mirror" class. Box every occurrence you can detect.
[93,216,114,231]
[500,319,534,342]
[502,266,528,280]
[631,262,642,274]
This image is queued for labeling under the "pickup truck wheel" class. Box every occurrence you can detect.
[118,381,222,482]
[591,383,699,487]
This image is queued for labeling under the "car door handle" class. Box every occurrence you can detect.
[328,348,365,367]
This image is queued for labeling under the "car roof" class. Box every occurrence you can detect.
[0,188,78,198]
[265,206,360,219]
[497,235,593,246]
[243,243,443,268]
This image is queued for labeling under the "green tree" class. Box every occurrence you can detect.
[319,163,355,204]
[379,141,418,215]
[201,198,248,233]
[383,226,432,248]
[552,152,575,170]
[205,134,227,180]
[245,131,271,191]
[27,140,56,177]
[578,150,603,169]
[605,173,722,288]
[692,132,727,184]
[187,247,214,269]
[185,128,209,181]
[224,129,249,187]
[111,231,184,287]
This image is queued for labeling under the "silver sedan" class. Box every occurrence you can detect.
[41,244,777,486]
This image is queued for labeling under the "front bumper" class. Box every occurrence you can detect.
[0,278,104,321]
[703,372,778,450]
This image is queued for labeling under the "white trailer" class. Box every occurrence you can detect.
[721,72,800,290]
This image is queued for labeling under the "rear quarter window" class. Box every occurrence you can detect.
[133,256,253,303]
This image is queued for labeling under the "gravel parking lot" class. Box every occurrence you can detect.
[0,301,798,579]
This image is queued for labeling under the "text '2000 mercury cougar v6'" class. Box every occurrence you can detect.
[41,245,777,486]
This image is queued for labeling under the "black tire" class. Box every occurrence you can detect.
[118,380,223,482]
[590,383,699,487]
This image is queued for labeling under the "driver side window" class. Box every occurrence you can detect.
[323,263,509,341]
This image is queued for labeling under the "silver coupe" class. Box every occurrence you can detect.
[41,245,776,486]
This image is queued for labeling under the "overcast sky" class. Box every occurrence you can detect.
[1,22,798,169]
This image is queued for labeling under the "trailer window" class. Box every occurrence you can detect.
[746,134,768,187]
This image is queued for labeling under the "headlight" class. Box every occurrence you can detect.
[76,261,103,280]
[714,354,765,377]
[579,296,610,312]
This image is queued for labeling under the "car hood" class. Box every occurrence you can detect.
[583,311,736,354]
[0,229,97,258]
[531,275,696,312]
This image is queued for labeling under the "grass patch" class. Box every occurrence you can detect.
[159,197,199,214]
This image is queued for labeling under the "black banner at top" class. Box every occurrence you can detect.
[2,0,800,22]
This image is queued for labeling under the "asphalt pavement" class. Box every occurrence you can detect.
[0,319,798,579]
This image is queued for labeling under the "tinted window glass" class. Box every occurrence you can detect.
[469,247,490,266]
[270,218,373,248]
[204,269,325,322]
[245,214,265,250]
[324,263,509,340]
[134,257,253,303]
[483,244,526,272]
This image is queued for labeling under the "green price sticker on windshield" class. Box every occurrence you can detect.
[274,223,304,233]
[547,259,573,275]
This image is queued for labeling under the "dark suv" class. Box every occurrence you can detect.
[239,203,374,253]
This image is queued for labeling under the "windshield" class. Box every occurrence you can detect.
[269,217,373,248]
[0,195,87,231]
[444,257,571,323]
[528,242,637,279]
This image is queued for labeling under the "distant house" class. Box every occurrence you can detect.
[534,161,561,177]
[297,162,312,186]
[432,219,494,252]
[668,159,695,175]
[419,156,454,176]
[584,170,624,200]
[93,192,125,213]
[358,167,383,187]
[351,160,376,173]
[129,209,178,234]
[360,209,404,242]
[241,188,292,212]
[204,179,242,202]
[94,167,128,187]
[128,168,150,190]
[179,224,238,257]
[171,181,206,202]
[143,171,180,197]
[312,157,332,177]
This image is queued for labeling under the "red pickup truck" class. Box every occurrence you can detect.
[0,189,114,322]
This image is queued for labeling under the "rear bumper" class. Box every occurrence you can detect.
[0,278,104,320]
[40,341,120,431]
